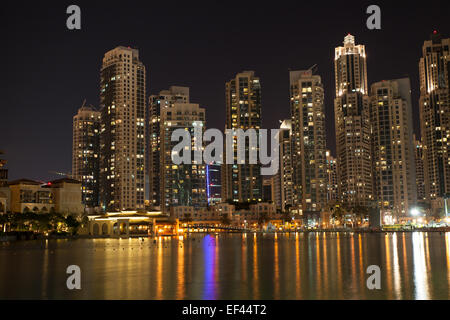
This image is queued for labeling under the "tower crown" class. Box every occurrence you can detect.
[344,34,355,46]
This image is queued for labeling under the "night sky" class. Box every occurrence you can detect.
[0,1,449,182]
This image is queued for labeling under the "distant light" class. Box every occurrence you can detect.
[47,182,52,186]
[410,207,420,216]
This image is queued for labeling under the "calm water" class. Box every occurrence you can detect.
[0,232,449,299]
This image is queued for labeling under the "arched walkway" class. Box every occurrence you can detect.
[93,223,99,235]
[101,223,108,235]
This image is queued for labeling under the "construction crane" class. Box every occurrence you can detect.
[48,171,74,179]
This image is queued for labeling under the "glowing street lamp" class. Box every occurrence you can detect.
[410,207,421,217]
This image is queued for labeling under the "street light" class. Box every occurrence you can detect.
[410,207,421,217]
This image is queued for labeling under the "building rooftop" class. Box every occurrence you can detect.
[48,178,81,185]
[8,178,41,186]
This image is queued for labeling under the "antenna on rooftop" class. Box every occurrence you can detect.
[308,64,318,74]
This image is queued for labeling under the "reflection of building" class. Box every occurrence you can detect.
[206,163,221,205]
[334,34,373,207]
[99,46,146,211]
[418,32,450,203]
[290,70,327,213]
[149,86,190,208]
[72,103,100,208]
[160,102,207,213]
[8,178,83,215]
[326,150,338,203]
[370,78,417,218]
[222,71,262,203]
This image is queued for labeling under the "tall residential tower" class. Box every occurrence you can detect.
[334,34,373,207]
[278,119,294,212]
[419,32,450,206]
[99,46,146,211]
[148,86,189,208]
[290,70,327,213]
[160,102,207,213]
[370,78,417,219]
[222,71,263,203]
[72,102,101,208]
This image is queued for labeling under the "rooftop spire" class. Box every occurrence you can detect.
[344,34,355,46]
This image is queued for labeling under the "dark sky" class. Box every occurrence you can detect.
[0,0,449,182]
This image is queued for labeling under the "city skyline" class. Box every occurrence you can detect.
[1,2,450,305]
[1,2,449,182]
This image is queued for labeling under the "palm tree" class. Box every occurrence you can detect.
[332,205,345,227]
[65,215,81,235]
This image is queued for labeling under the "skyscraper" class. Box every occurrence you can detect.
[99,46,146,211]
[334,34,373,207]
[222,71,262,203]
[72,102,101,208]
[370,78,417,219]
[414,135,426,202]
[326,150,338,204]
[290,69,327,214]
[418,32,450,205]
[278,119,294,212]
[206,163,222,205]
[160,102,207,213]
[148,86,189,208]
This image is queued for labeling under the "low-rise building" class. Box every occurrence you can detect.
[170,206,195,221]
[46,178,84,216]
[213,202,235,218]
[9,179,54,213]
[0,191,7,214]
[8,178,83,215]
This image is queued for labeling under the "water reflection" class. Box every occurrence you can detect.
[202,235,217,300]
[176,236,185,299]
[392,233,401,299]
[412,232,430,300]
[0,232,448,299]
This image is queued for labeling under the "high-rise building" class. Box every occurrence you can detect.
[370,79,417,219]
[326,150,338,204]
[414,135,426,202]
[206,163,222,205]
[418,32,450,203]
[72,102,101,208]
[334,34,373,207]
[148,86,189,208]
[278,120,294,212]
[160,102,207,213]
[99,46,146,211]
[263,177,275,202]
[222,71,263,202]
[290,69,327,214]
